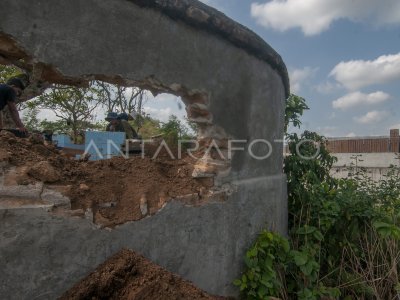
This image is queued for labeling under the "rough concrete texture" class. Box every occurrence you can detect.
[0,0,288,297]
[1,175,286,299]
[331,153,400,181]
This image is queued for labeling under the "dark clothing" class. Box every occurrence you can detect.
[0,84,16,111]
[105,122,114,132]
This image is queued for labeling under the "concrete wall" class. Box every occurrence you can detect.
[0,0,288,298]
[331,153,400,181]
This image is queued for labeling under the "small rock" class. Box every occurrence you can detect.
[98,202,117,208]
[199,187,208,197]
[79,183,90,191]
[84,208,94,222]
[140,194,148,216]
[175,193,200,205]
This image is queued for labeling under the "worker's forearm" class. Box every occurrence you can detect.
[8,104,24,128]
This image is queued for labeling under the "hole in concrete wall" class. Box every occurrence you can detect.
[0,61,232,228]
[0,26,240,229]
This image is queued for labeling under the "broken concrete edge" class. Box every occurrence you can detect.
[0,32,88,87]
[92,186,233,229]
[0,185,71,208]
[128,0,290,98]
[103,185,235,230]
[0,157,231,227]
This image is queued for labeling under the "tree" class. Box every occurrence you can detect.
[96,81,146,115]
[22,106,41,131]
[31,84,101,143]
[285,94,309,133]
[160,115,193,147]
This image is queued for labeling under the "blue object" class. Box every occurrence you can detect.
[53,134,85,150]
[85,131,126,161]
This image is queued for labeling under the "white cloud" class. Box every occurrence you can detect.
[289,67,317,94]
[354,110,390,124]
[142,92,188,123]
[143,107,174,122]
[315,81,341,95]
[251,0,400,36]
[332,91,390,110]
[330,53,400,90]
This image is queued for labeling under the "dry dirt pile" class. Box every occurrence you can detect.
[0,132,213,227]
[60,249,227,300]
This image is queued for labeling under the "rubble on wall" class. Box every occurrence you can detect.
[0,131,226,228]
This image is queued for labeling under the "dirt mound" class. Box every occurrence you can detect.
[0,131,68,164]
[60,249,226,300]
[0,133,214,227]
[64,154,213,227]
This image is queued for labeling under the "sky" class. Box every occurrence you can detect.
[194,0,400,137]
[39,0,400,137]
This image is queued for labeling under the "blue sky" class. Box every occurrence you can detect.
[192,0,400,137]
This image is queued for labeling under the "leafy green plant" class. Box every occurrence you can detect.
[234,231,290,299]
[236,94,400,299]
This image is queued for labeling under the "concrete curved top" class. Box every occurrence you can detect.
[129,0,290,97]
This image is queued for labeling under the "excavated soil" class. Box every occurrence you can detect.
[0,132,214,227]
[60,249,227,300]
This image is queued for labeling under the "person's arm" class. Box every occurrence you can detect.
[7,101,27,132]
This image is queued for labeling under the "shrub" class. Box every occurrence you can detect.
[235,95,400,299]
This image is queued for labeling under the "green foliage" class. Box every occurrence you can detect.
[0,64,22,83]
[236,94,400,299]
[135,115,162,139]
[30,84,101,142]
[234,231,290,299]
[22,107,41,131]
[285,94,309,133]
[160,115,194,147]
[40,119,71,133]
